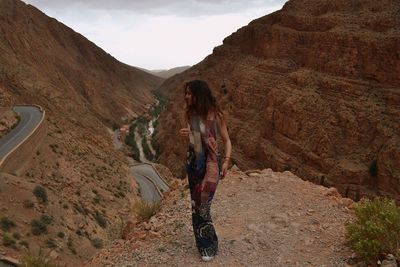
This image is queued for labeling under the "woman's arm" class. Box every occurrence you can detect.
[217,113,232,179]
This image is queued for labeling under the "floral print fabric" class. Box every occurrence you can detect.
[186,111,220,257]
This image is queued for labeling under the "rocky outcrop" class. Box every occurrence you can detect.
[156,0,400,201]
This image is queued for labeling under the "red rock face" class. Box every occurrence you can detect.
[156,0,400,201]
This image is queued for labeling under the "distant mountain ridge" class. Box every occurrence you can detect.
[138,66,191,79]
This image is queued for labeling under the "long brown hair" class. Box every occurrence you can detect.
[183,80,223,122]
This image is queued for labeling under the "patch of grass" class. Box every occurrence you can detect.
[20,251,59,267]
[31,219,47,235]
[33,185,48,204]
[346,197,400,262]
[0,216,16,231]
[134,200,161,222]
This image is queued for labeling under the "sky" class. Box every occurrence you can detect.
[23,0,287,70]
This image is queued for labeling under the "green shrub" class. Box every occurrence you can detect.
[134,200,161,222]
[40,214,53,225]
[0,216,16,231]
[3,234,16,248]
[91,238,103,249]
[94,212,107,228]
[57,232,65,239]
[46,238,57,249]
[31,219,47,235]
[346,197,400,262]
[33,185,48,204]
[12,233,20,240]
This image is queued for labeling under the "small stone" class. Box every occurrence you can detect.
[381,254,398,267]
[49,250,59,260]
[230,164,240,171]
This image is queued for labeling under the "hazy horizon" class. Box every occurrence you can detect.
[23,0,287,70]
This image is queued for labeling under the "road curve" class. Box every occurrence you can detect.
[132,163,169,192]
[0,106,43,159]
[131,163,169,202]
[133,172,161,202]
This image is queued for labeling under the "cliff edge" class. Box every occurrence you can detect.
[87,168,355,266]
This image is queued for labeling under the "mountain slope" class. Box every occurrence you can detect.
[155,0,400,201]
[0,0,163,264]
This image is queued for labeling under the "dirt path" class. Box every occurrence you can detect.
[86,168,355,266]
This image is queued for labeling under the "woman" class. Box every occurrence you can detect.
[179,80,232,262]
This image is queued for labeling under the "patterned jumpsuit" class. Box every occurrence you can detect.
[186,111,220,258]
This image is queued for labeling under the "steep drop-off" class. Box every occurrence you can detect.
[156,0,400,201]
[0,0,163,264]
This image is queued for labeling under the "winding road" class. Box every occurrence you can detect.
[0,106,43,160]
[130,163,169,202]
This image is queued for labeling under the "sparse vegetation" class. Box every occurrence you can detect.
[134,200,161,222]
[33,185,48,204]
[19,240,29,248]
[125,123,140,162]
[12,233,20,240]
[40,214,53,225]
[46,238,57,249]
[23,199,35,208]
[112,122,120,131]
[0,216,16,231]
[2,233,16,248]
[346,197,400,262]
[67,237,77,255]
[31,219,47,235]
[142,135,155,161]
[94,212,107,228]
[91,238,103,249]
[10,115,21,130]
[20,251,59,267]
[57,232,65,239]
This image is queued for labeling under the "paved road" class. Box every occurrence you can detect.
[0,106,43,159]
[131,163,169,203]
[132,163,169,192]
[133,172,161,202]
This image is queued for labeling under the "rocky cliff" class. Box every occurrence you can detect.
[0,0,163,264]
[155,0,400,201]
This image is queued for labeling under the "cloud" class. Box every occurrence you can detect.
[21,0,287,69]
[24,0,286,16]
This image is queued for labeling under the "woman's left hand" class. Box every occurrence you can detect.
[221,161,229,179]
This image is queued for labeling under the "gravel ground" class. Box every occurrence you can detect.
[86,168,355,267]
